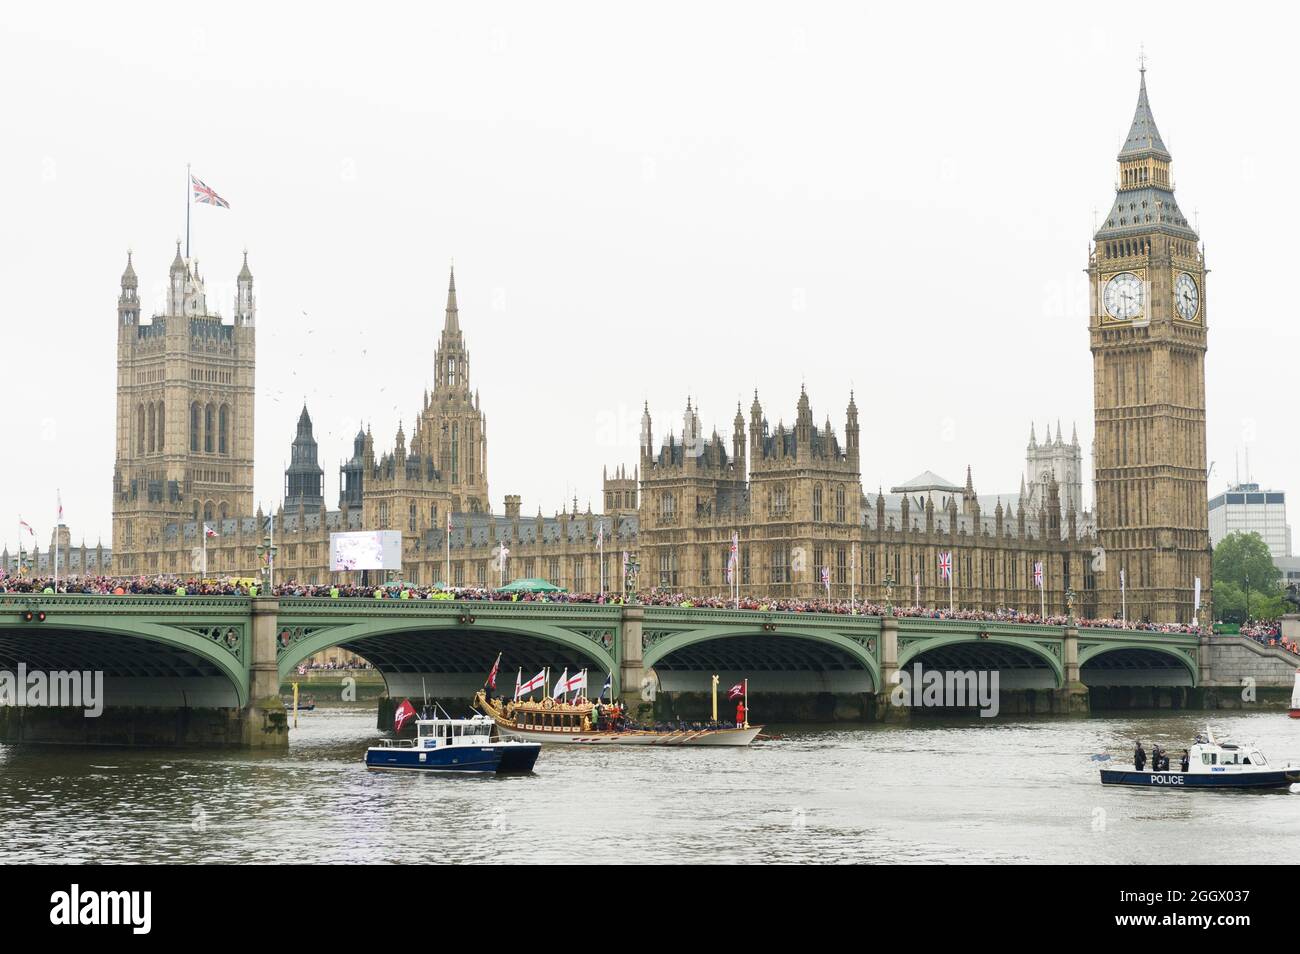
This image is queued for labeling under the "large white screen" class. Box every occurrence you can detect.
[330,531,403,571]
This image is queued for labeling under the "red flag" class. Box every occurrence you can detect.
[486,652,501,689]
[393,698,417,734]
[727,682,745,701]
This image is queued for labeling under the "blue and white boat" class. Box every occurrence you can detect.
[365,710,541,774]
[1100,727,1300,790]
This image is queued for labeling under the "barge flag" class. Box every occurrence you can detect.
[485,652,501,690]
[727,682,745,701]
[551,669,569,700]
[393,698,417,734]
[517,668,545,699]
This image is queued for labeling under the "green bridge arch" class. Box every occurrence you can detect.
[642,620,882,692]
[897,631,1065,689]
[0,595,253,705]
[1078,640,1199,686]
[274,600,621,690]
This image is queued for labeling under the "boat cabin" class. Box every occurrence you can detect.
[1184,738,1270,775]
[416,716,494,749]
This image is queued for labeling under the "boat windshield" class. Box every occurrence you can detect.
[1250,751,1267,766]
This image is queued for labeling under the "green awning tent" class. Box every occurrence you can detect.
[497,578,565,593]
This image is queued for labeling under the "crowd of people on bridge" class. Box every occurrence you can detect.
[3,573,1294,653]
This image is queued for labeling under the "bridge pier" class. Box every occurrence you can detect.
[619,604,651,719]
[244,597,289,749]
[874,615,909,721]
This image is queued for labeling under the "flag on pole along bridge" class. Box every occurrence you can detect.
[939,551,952,581]
[191,174,230,208]
[204,524,219,538]
[1033,561,1043,588]
[57,491,63,524]
[19,519,34,538]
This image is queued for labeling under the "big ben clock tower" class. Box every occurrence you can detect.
[1089,64,1211,624]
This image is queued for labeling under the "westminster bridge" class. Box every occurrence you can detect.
[1,594,1296,747]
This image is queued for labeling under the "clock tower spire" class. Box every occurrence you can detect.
[1089,63,1210,624]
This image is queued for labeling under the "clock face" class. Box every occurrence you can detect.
[1175,272,1199,321]
[1103,272,1144,320]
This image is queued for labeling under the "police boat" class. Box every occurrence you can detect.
[1100,726,1300,790]
[365,707,541,774]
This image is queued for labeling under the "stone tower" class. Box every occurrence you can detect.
[285,405,325,511]
[1024,421,1083,519]
[1089,66,1210,623]
[424,267,489,513]
[112,246,256,572]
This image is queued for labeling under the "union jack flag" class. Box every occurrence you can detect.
[939,551,952,580]
[1033,561,1044,588]
[191,174,230,208]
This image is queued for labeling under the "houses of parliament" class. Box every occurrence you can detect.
[92,67,1211,623]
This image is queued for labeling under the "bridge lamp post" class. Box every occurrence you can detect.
[256,535,279,589]
[625,558,640,603]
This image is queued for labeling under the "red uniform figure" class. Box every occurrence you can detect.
[736,701,746,726]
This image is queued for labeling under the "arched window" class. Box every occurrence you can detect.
[409,503,417,531]
[219,502,228,522]
[812,485,823,522]
[147,404,156,453]
[204,403,214,453]
[137,405,146,454]
[156,402,165,454]
[219,404,229,455]
[203,501,214,522]
[191,403,201,452]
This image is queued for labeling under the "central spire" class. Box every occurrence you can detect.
[444,265,459,334]
[1119,65,1169,160]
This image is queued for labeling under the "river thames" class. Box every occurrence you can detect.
[2,708,1297,864]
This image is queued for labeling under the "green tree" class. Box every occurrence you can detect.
[1212,532,1283,621]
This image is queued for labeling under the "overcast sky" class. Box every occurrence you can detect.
[2,2,1295,551]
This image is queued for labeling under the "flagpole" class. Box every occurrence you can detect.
[185,162,191,258]
[202,527,207,577]
[1040,560,1046,620]
[445,514,451,589]
[948,553,954,614]
[850,542,856,614]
